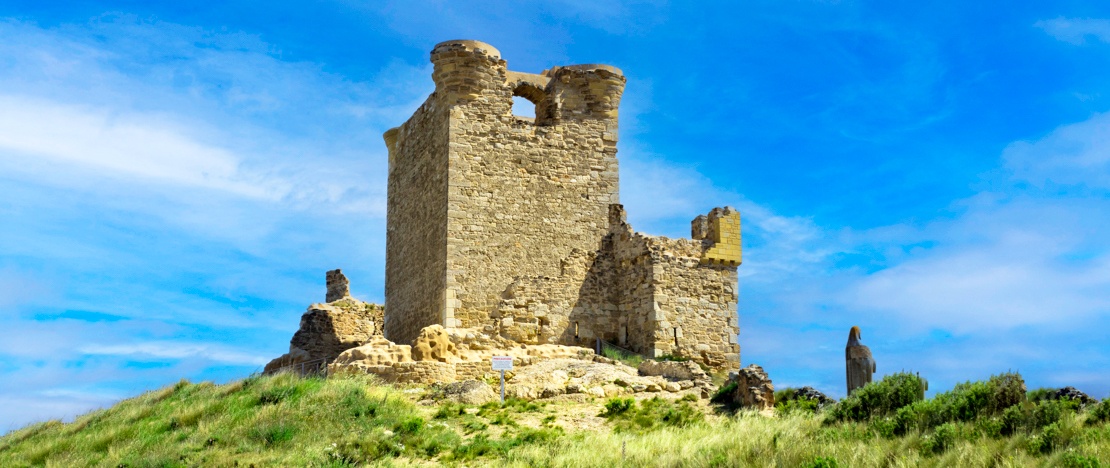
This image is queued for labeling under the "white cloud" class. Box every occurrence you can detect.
[0,393,117,433]
[80,342,268,366]
[1003,111,1110,189]
[0,95,285,199]
[1035,17,1110,44]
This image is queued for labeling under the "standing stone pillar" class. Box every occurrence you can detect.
[326,269,350,303]
[845,326,876,395]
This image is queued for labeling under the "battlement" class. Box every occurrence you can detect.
[693,207,742,267]
[427,38,625,125]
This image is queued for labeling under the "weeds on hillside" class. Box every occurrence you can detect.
[4,371,1110,467]
[601,345,645,367]
[599,396,704,433]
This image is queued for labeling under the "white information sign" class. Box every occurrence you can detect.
[491,356,514,371]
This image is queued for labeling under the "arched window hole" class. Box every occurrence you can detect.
[511,83,545,120]
[512,96,536,118]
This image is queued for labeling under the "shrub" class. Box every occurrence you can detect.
[825,372,927,423]
[601,397,634,416]
[710,382,738,405]
[1028,387,1056,402]
[921,422,959,454]
[251,423,296,445]
[777,398,819,415]
[1062,452,1103,468]
[804,457,839,468]
[601,397,703,433]
[259,385,300,405]
[775,387,829,415]
[863,372,1027,435]
[1085,399,1110,426]
[395,417,425,435]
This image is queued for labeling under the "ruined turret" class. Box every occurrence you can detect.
[845,326,876,395]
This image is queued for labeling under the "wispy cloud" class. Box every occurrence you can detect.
[1004,111,1110,190]
[1036,17,1110,44]
[80,342,268,366]
[0,95,283,199]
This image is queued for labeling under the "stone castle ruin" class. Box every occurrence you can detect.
[266,39,744,389]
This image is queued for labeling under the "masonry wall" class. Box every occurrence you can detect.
[491,204,741,371]
[384,96,450,344]
[431,40,625,333]
[289,299,384,363]
[383,40,740,371]
[646,237,740,370]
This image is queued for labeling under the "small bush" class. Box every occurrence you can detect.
[922,422,958,454]
[601,397,703,433]
[395,417,425,435]
[777,398,820,415]
[825,372,927,423]
[1062,452,1103,468]
[1028,387,1056,402]
[252,423,296,445]
[259,385,300,405]
[1085,399,1110,426]
[710,382,738,404]
[804,457,839,468]
[602,397,634,416]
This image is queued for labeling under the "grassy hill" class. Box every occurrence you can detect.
[2,371,1110,467]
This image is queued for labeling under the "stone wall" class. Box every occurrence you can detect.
[384,85,451,344]
[381,40,740,371]
[490,204,740,371]
[647,236,739,369]
[288,298,383,362]
[384,40,625,340]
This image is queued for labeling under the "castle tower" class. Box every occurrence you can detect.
[383,40,626,344]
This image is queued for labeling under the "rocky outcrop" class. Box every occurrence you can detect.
[286,298,383,363]
[331,335,412,368]
[263,274,384,375]
[637,359,714,396]
[436,380,498,405]
[638,359,706,382]
[793,386,834,405]
[503,358,697,400]
[263,347,310,374]
[724,364,775,411]
[412,325,458,363]
[1054,386,1097,405]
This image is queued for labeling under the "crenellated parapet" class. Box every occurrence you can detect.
[430,39,506,104]
[693,207,742,267]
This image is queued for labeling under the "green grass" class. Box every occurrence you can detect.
[601,346,644,367]
[3,372,1110,467]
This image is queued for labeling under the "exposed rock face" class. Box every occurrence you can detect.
[638,359,706,382]
[412,324,458,363]
[326,269,351,303]
[263,347,310,375]
[288,299,383,362]
[332,335,412,367]
[437,380,497,405]
[1055,386,1097,405]
[264,296,384,374]
[845,326,876,395]
[726,364,775,411]
[504,358,697,400]
[793,386,835,405]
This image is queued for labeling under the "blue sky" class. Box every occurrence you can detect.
[2,0,1110,431]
